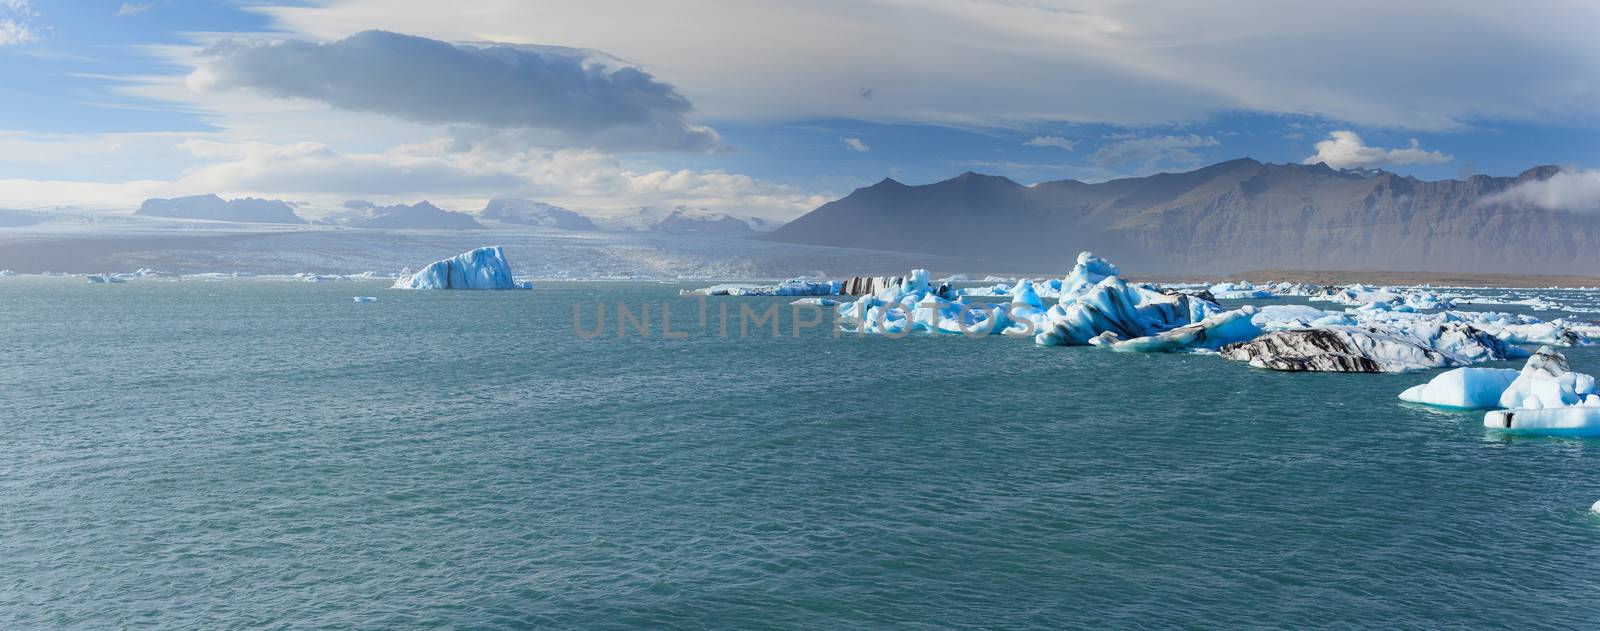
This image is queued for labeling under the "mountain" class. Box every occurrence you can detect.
[649,210,757,235]
[136,194,305,224]
[765,160,1600,274]
[346,201,484,230]
[479,199,598,230]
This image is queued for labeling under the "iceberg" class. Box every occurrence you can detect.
[1034,253,1221,347]
[790,297,837,307]
[353,296,378,303]
[1220,323,1513,373]
[1208,281,1276,300]
[0,269,16,276]
[1110,306,1261,353]
[392,246,531,290]
[1496,346,1597,409]
[689,279,841,296]
[1398,368,1520,409]
[1484,406,1600,437]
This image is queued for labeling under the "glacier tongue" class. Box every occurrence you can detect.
[392,246,531,290]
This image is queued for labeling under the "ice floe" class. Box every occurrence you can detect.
[392,246,531,290]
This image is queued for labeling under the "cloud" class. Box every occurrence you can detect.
[0,133,825,220]
[0,0,35,46]
[190,30,721,152]
[1302,131,1451,169]
[1023,135,1075,151]
[116,3,150,16]
[250,0,1600,130]
[841,137,870,152]
[1484,168,1600,213]
[1090,134,1219,168]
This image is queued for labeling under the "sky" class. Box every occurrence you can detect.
[1,0,1597,221]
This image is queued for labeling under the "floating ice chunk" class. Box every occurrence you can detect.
[353,296,378,303]
[1221,323,1512,373]
[1034,271,1221,347]
[1497,346,1596,409]
[1398,367,1519,409]
[1060,251,1120,296]
[1208,282,1276,300]
[1484,407,1600,437]
[392,246,531,290]
[0,269,14,276]
[1009,279,1045,310]
[691,279,841,296]
[790,297,837,307]
[85,275,125,284]
[1592,499,1600,515]
[1251,305,1335,330]
[1112,306,1261,353]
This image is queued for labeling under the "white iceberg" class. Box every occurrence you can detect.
[353,296,378,303]
[1398,368,1520,409]
[1496,346,1597,409]
[790,297,837,307]
[1484,406,1600,437]
[1208,281,1276,300]
[392,246,531,290]
[689,278,841,296]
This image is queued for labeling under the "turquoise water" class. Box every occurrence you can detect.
[2,279,1599,628]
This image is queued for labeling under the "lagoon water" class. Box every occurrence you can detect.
[3,278,1599,628]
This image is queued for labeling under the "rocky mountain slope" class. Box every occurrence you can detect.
[765,159,1597,274]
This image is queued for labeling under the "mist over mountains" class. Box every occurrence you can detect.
[765,159,1600,275]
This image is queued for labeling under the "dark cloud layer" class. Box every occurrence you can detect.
[196,30,719,152]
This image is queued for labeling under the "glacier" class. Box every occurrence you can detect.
[392,246,531,290]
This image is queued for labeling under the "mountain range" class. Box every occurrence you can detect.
[137,194,305,224]
[765,159,1599,274]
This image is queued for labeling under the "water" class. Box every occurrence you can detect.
[2,278,1599,628]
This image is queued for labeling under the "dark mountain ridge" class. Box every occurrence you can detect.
[765,159,1597,274]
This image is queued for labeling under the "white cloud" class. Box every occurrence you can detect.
[0,20,34,45]
[841,137,870,152]
[1023,136,1075,150]
[1091,134,1219,168]
[0,132,826,220]
[248,0,1600,130]
[190,30,721,152]
[0,0,34,46]
[1484,168,1600,213]
[1302,131,1451,169]
[116,3,150,16]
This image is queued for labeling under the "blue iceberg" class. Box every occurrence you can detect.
[392,246,531,290]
